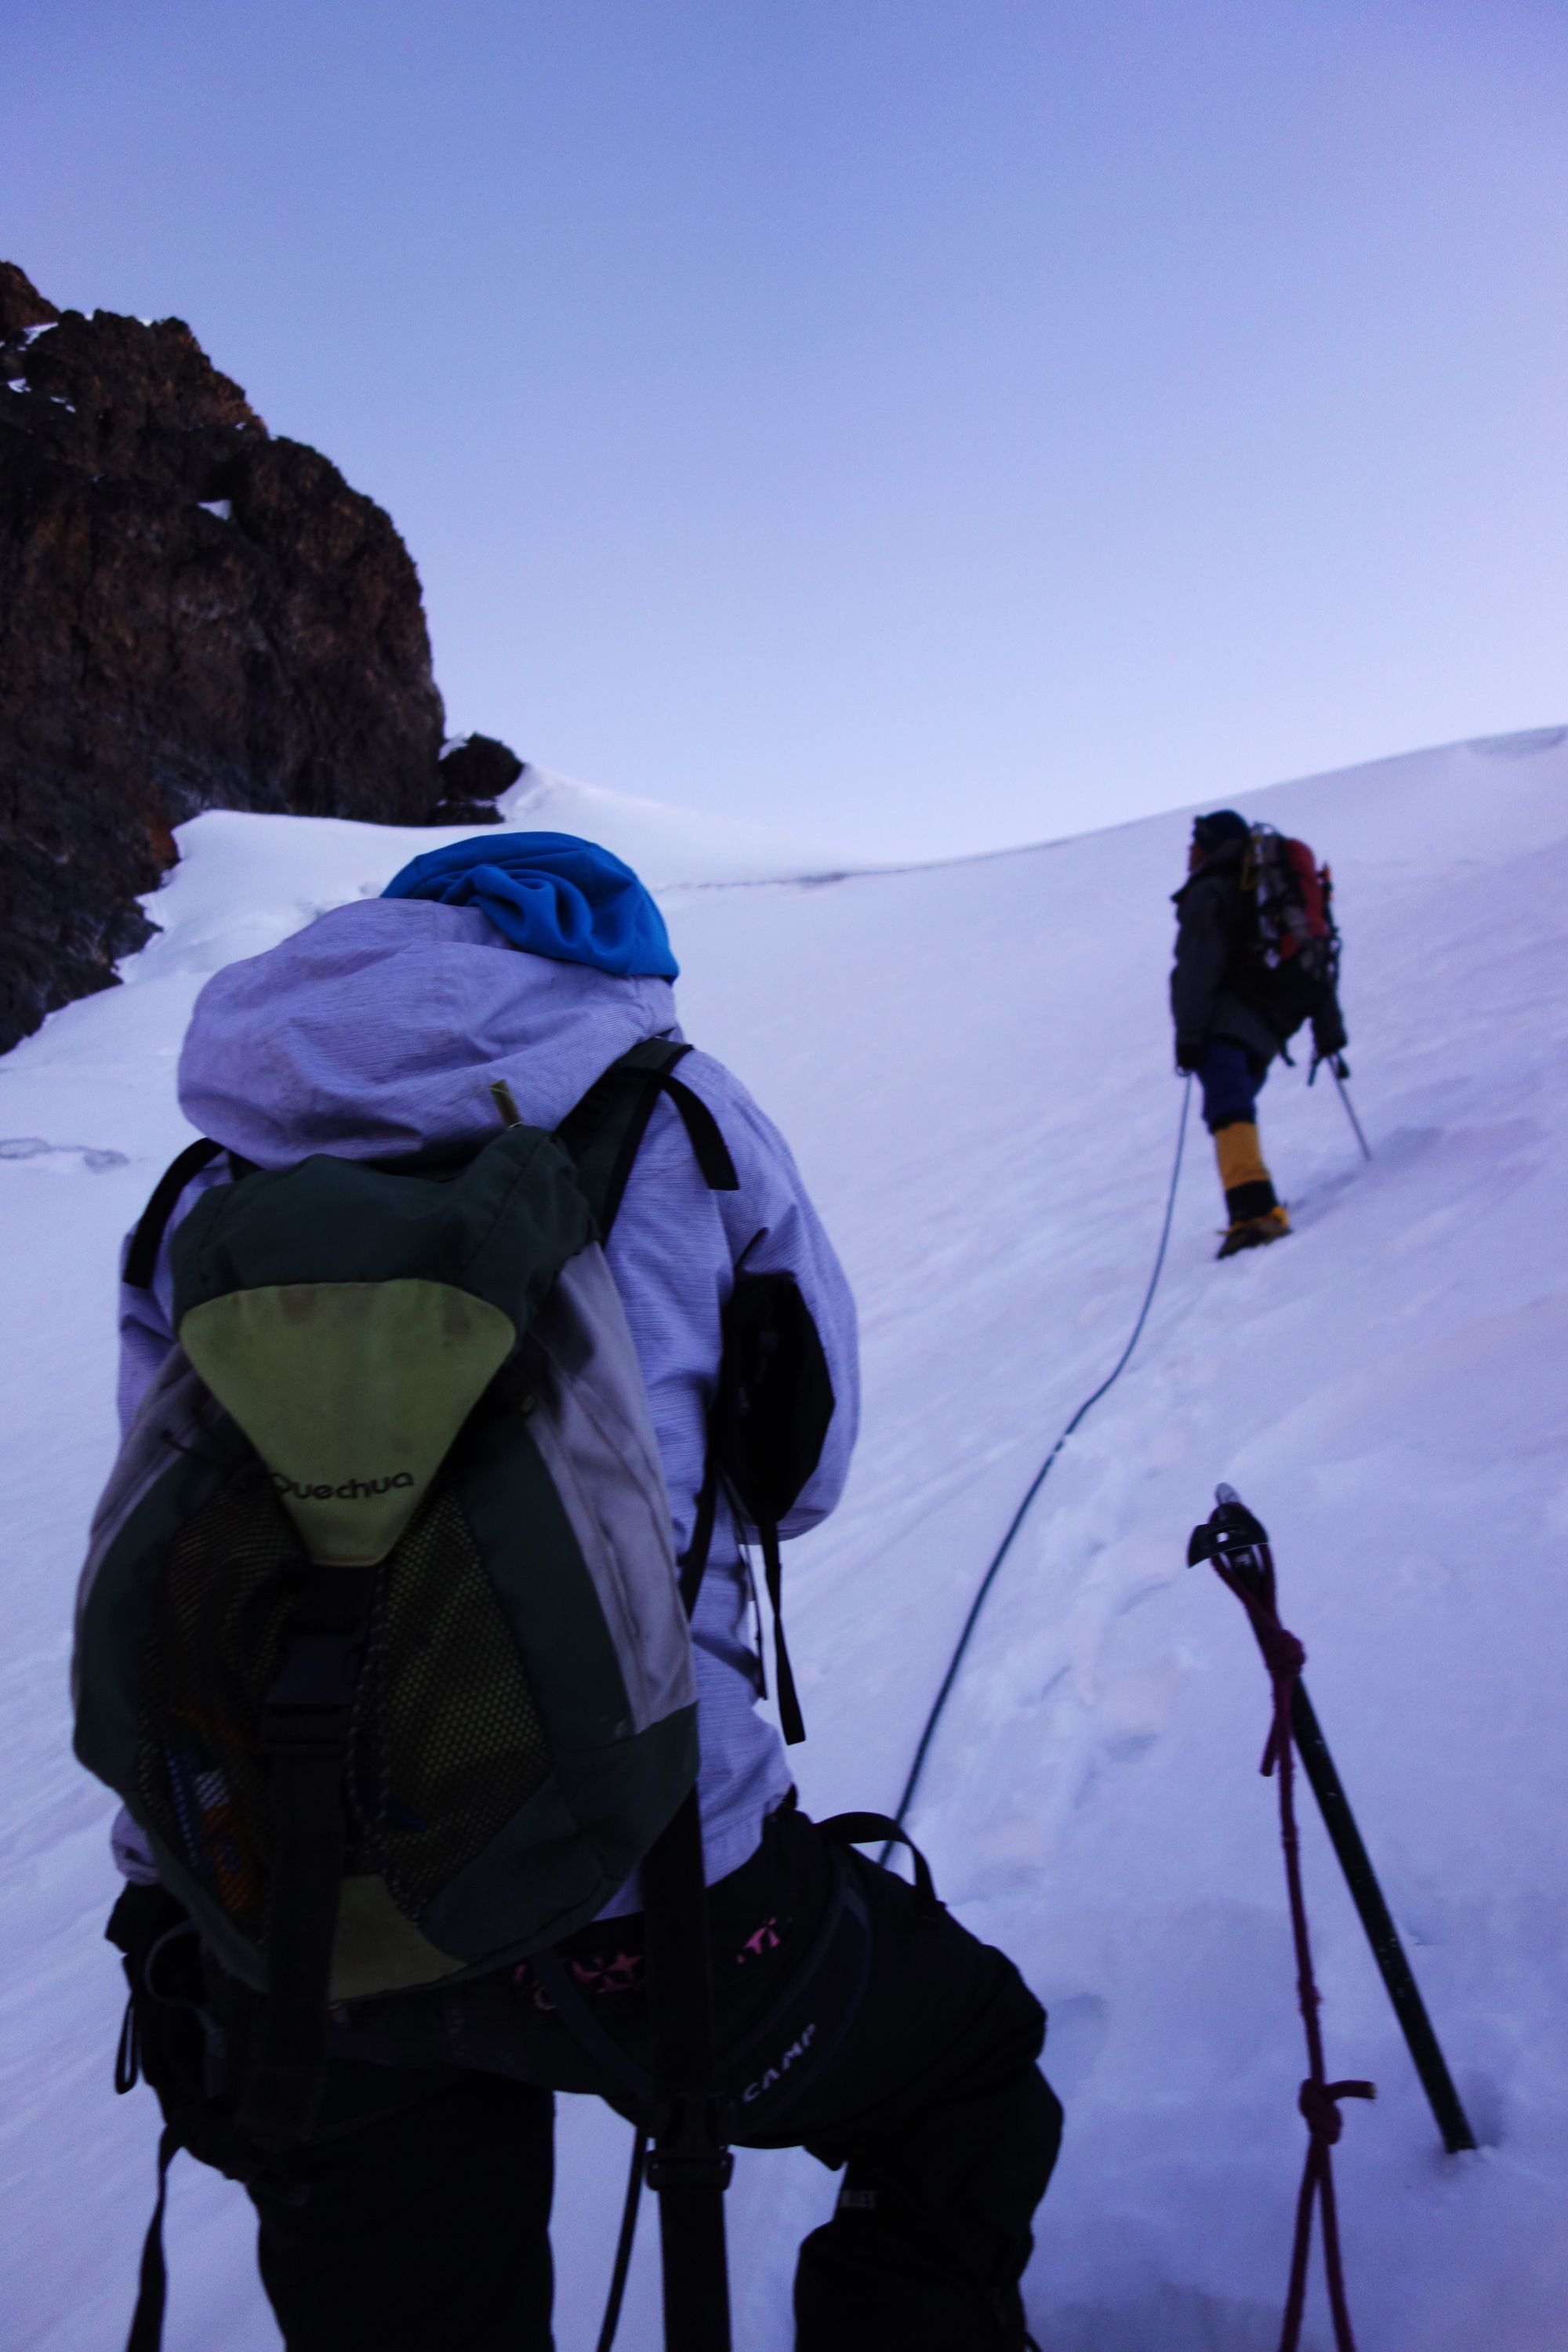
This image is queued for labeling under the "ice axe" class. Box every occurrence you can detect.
[1189,1486,1475,2154]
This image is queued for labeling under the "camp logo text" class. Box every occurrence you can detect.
[741,2019,818,2104]
[271,1472,416,1502]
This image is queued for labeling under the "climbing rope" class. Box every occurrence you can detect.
[595,2130,648,2352]
[882,1075,1194,1853]
[592,1080,1196,2348]
[1204,1502,1374,2352]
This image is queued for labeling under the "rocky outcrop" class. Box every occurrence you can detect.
[429,733,524,826]
[0,261,520,1054]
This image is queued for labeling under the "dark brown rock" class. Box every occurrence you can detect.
[438,734,524,804]
[425,800,507,828]
[0,262,499,1054]
[425,739,525,828]
[0,262,60,339]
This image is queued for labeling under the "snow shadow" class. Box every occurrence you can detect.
[0,1134,129,1171]
[1044,2284,1319,2351]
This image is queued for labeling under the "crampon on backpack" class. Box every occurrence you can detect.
[1238,823,1340,1040]
[72,1037,833,2172]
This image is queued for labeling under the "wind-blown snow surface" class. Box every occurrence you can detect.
[5,731,1568,2349]
[495,762,855,884]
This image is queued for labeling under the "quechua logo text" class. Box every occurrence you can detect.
[271,1472,416,1502]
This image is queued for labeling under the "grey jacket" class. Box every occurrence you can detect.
[112,897,860,1908]
[1169,840,1282,1065]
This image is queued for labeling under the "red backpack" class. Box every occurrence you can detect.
[1240,826,1340,1035]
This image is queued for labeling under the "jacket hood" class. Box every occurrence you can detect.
[1171,833,1247,905]
[178,898,681,1167]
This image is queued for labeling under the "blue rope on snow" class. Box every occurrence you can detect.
[880,1075,1195,1857]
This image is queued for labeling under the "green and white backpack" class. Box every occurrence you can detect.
[73,1039,736,2140]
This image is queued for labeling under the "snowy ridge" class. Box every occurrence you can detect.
[3,730,1568,2347]
[497,763,856,886]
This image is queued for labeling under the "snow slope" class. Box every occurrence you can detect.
[495,763,856,885]
[4,729,1568,2349]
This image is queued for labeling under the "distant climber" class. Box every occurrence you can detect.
[1171,811,1348,1258]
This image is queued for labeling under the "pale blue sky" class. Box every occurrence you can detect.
[5,1,1566,858]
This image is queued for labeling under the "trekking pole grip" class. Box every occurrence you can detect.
[1189,1486,1475,2155]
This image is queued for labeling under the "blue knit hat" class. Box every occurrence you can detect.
[382,832,678,979]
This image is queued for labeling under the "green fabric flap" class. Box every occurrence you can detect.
[454,1404,635,1750]
[421,1704,698,1960]
[74,1435,247,1800]
[330,1875,466,2000]
[179,1281,515,1565]
[170,1124,595,1333]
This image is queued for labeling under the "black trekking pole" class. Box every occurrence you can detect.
[1189,1486,1475,2154]
[643,1795,735,2352]
[1311,1051,1372,1162]
[1330,1062,1372,1163]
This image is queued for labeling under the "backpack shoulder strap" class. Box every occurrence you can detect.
[123,1139,240,1290]
[699,1272,834,1744]
[556,1040,738,1240]
[559,1037,751,1618]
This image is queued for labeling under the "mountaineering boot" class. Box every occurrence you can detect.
[1213,1120,1290,1259]
[1218,1203,1290,1258]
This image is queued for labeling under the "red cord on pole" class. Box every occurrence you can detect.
[1210,1540,1374,2352]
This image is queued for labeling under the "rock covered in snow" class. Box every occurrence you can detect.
[0,260,510,1054]
[438,731,524,802]
[427,733,526,826]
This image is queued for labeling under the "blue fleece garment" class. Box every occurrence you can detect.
[1200,1036,1269,1133]
[382,832,679,979]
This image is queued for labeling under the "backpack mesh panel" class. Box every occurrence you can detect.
[135,1465,554,1936]
[365,1483,554,1912]
[136,1466,298,1937]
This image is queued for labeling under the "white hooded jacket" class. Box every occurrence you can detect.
[112,896,859,1909]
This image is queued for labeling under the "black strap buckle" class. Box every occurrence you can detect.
[647,2151,735,2194]
[260,1626,366,1756]
[646,2092,735,2195]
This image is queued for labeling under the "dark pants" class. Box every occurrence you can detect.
[1198,1035,1269,1134]
[126,1807,1062,2350]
